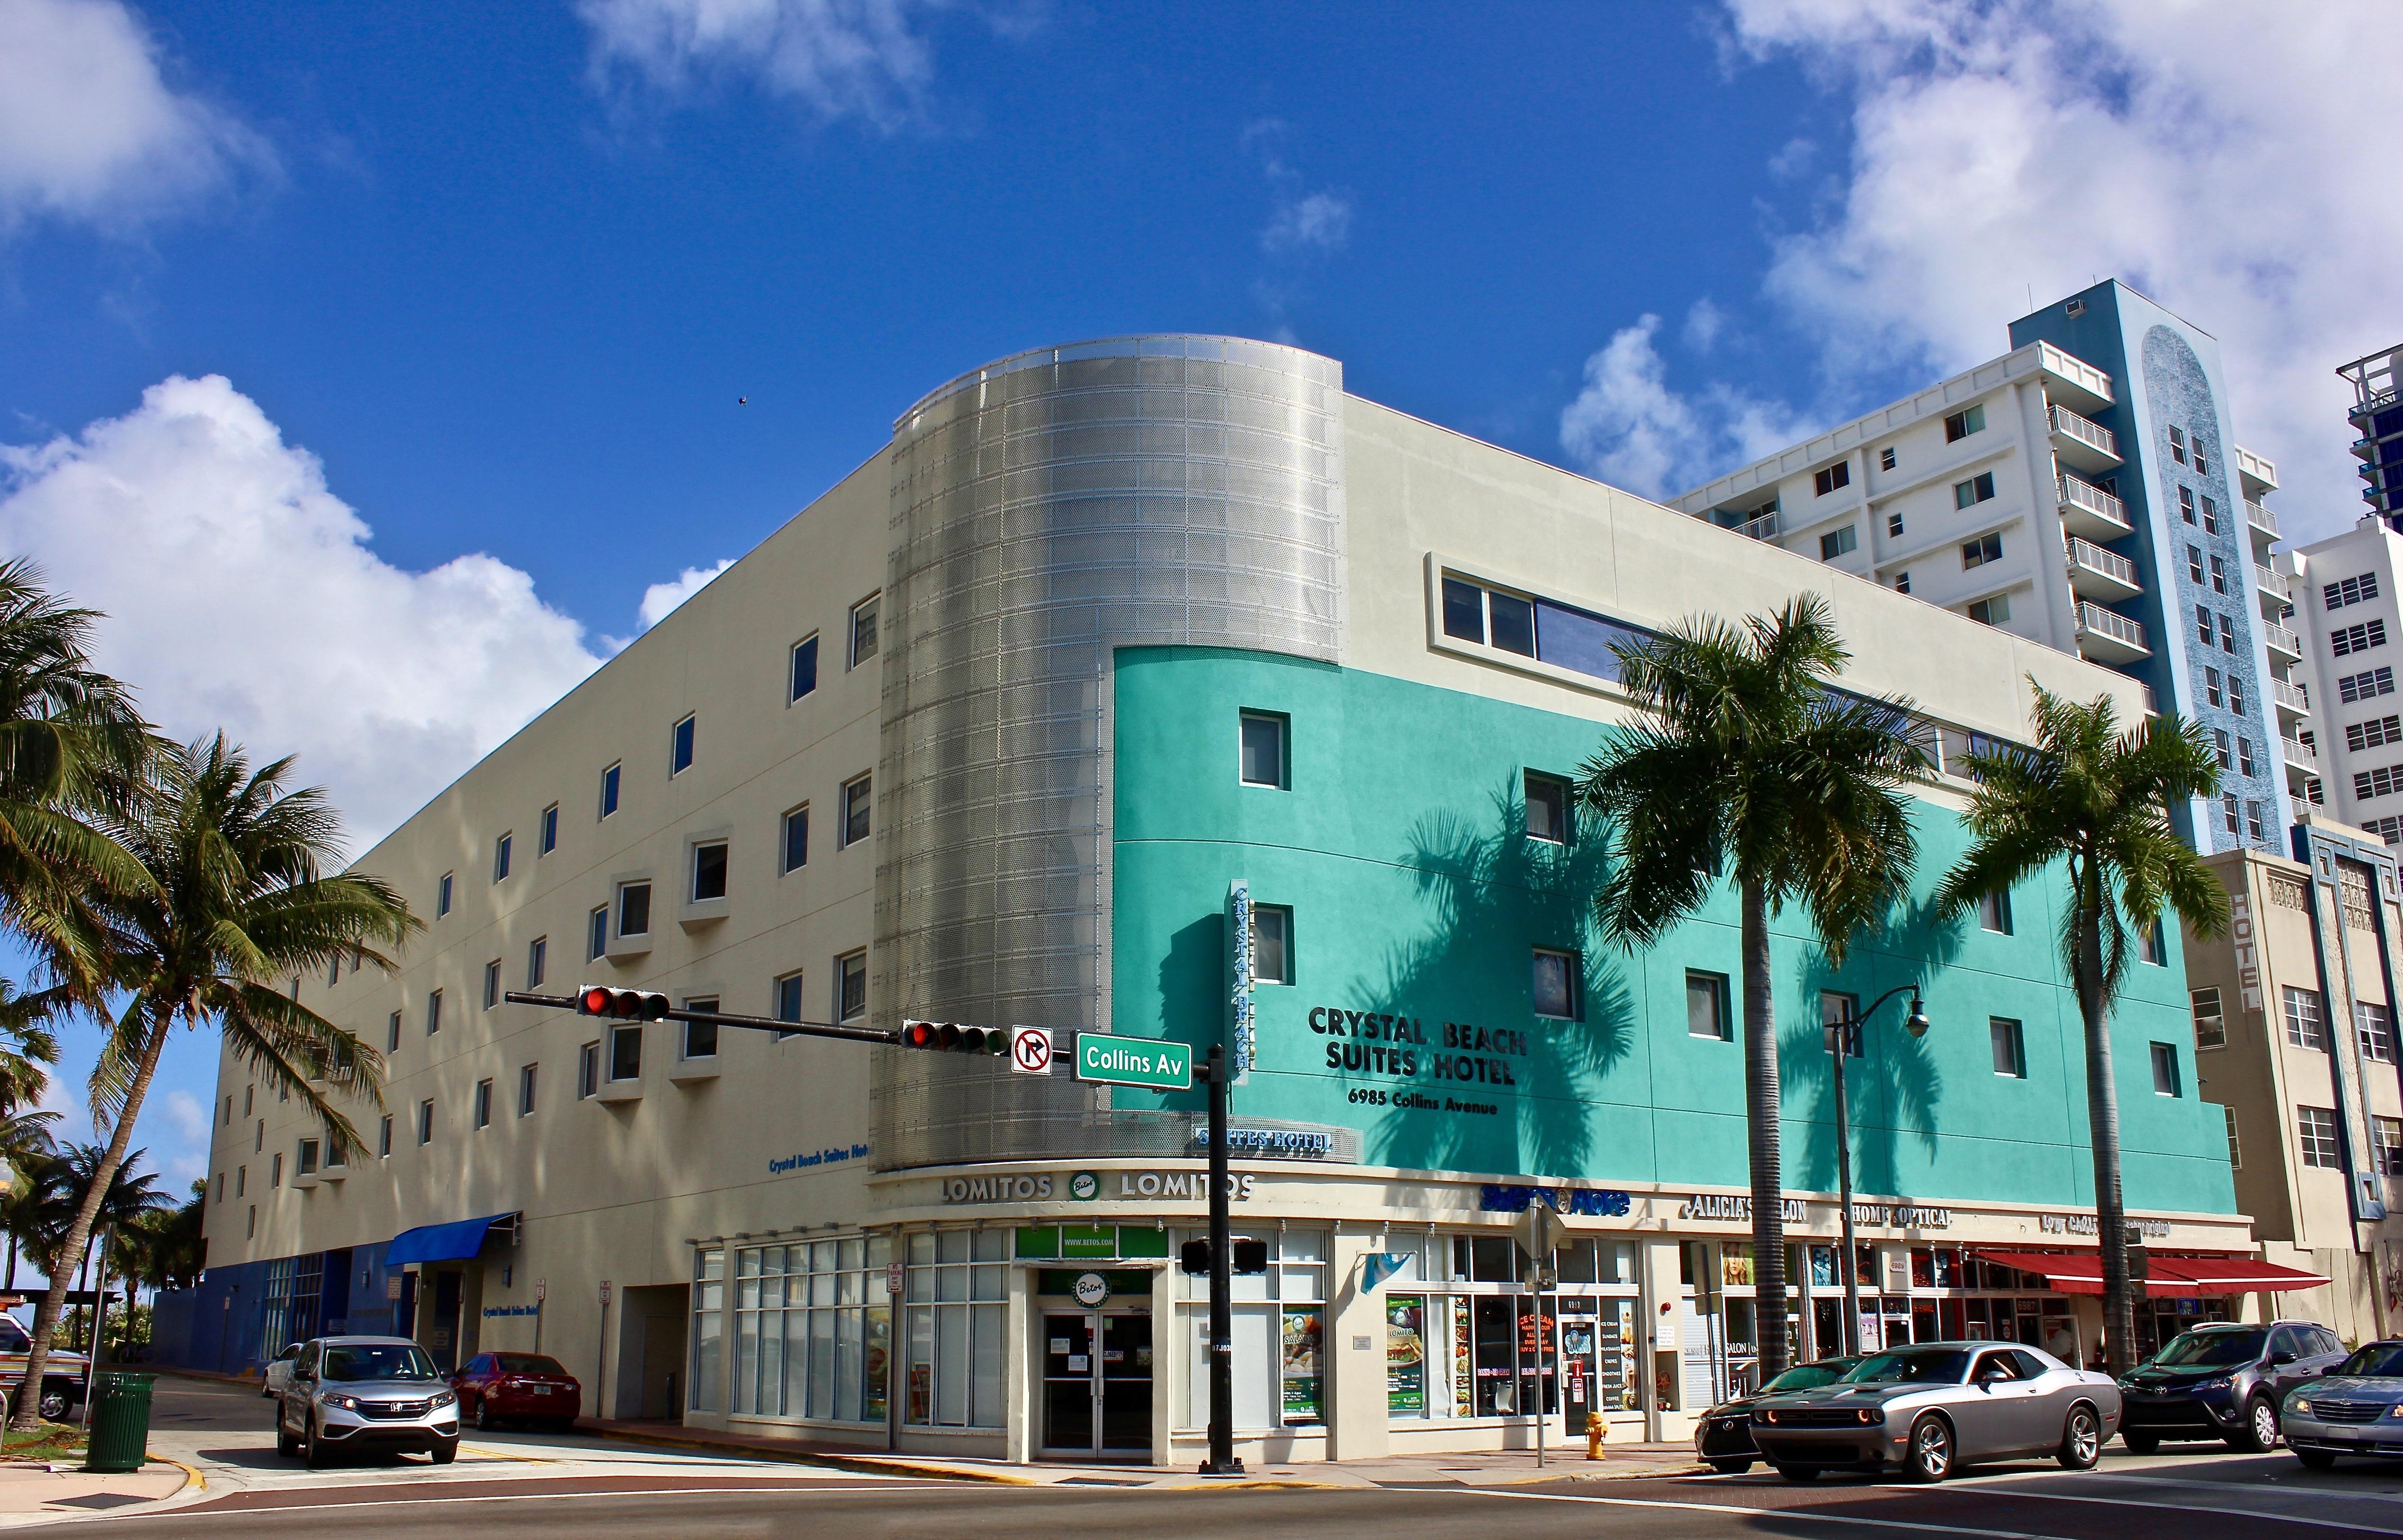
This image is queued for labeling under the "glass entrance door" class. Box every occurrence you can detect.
[1040,1311,1152,1455]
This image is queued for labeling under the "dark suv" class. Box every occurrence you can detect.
[2118,1320,2346,1452]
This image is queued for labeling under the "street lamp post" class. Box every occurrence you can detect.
[1825,985,1930,1357]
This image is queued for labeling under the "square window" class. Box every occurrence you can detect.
[1239,712,1288,788]
[527,935,547,990]
[2283,986,2326,1049]
[1488,591,1536,655]
[1686,970,1730,1040]
[1978,888,2013,935]
[1820,524,1857,560]
[600,761,621,818]
[1944,404,1986,442]
[1532,947,1579,1020]
[474,1079,492,1129]
[578,1042,600,1099]
[518,1063,538,1117]
[2149,1041,2180,1096]
[1879,446,1897,471]
[426,989,443,1035]
[790,634,820,701]
[416,1099,434,1145]
[2191,986,2225,1048]
[1441,577,1486,644]
[437,872,453,917]
[1813,461,1851,496]
[482,959,501,1010]
[1990,1018,2026,1078]
[587,904,609,962]
[774,971,805,1036]
[1953,472,1995,509]
[1961,531,2002,569]
[539,803,558,855]
[386,1011,401,1053]
[691,840,728,902]
[618,881,652,938]
[842,773,873,844]
[837,950,868,1023]
[2300,1106,2340,1167]
[1253,904,1292,985]
[1524,772,1571,844]
[850,594,880,667]
[671,713,696,775]
[1966,594,2010,626]
[296,1138,317,1177]
[610,1024,643,1082]
[2358,1001,2395,1063]
[782,805,809,873]
[493,832,512,882]
[683,1001,719,1060]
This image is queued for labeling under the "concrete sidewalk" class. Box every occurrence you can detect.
[584,1418,1708,1488]
[0,1461,193,1526]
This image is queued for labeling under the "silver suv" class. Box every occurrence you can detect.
[275,1336,460,1467]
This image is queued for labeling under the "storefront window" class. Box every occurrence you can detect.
[1387,1295,1427,1415]
[904,1229,1007,1427]
[691,1248,723,1413]
[1175,1227,1328,1430]
[715,1234,891,1423]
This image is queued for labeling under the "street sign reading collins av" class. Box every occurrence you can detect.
[1075,1032,1193,1091]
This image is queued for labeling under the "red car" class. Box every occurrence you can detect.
[448,1352,582,1433]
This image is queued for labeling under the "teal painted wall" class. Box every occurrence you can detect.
[1109,645,2236,1216]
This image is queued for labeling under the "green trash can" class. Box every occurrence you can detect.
[84,1372,154,1474]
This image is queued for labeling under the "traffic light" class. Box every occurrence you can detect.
[899,1020,1006,1055]
[577,985,670,1021]
[1179,1237,1270,1275]
[1179,1240,1210,1275]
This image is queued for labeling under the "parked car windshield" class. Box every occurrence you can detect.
[2338,1343,2403,1378]
[323,1344,441,1382]
[494,1354,568,1375]
[1764,1361,1856,1393]
[2150,1328,2267,1368]
[1842,1349,1970,1385]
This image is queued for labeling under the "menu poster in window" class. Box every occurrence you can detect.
[1281,1308,1324,1424]
[1451,1299,1473,1418]
[1598,1309,1631,1411]
[1387,1296,1426,1413]
[863,1308,891,1422]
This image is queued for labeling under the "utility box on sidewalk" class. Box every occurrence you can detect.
[84,1372,154,1474]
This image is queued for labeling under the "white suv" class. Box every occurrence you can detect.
[275,1336,459,1468]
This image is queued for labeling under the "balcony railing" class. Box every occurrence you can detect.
[2254,564,2292,603]
[2047,403,2119,459]
[2075,601,2147,652]
[2057,473,2131,531]
[2246,500,2279,537]
[1733,510,1780,542]
[2065,536,2138,587]
[2273,676,2311,714]
[2265,622,2302,656]
[2284,736,2319,770]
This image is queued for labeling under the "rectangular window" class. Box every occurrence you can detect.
[1894,572,1910,595]
[2299,1106,2342,1168]
[1820,524,1857,560]
[578,1042,600,1099]
[2213,727,2232,768]
[1524,772,1571,843]
[2150,1042,2180,1096]
[1961,531,2002,569]
[539,802,558,855]
[2355,765,2403,801]
[296,1138,318,1177]
[2224,1105,2241,1171]
[2195,442,2210,476]
[671,713,696,775]
[2349,715,2403,752]
[474,1079,492,1129]
[837,950,868,1023]
[849,595,880,667]
[691,840,728,902]
[1990,1018,2026,1078]
[1944,404,1985,441]
[2201,496,2219,534]
[2229,673,2246,716]
[2196,604,2212,648]
[1253,904,1292,985]
[2204,665,2222,707]
[493,832,512,882]
[1239,712,1288,788]
[2246,799,2264,841]
[2237,737,2255,777]
[790,634,820,701]
[1953,471,1996,508]
[842,773,872,844]
[237,1165,246,1197]
[610,1024,642,1082]
[774,971,805,1035]
[2213,613,2232,653]
[2283,986,2327,1049]
[1488,590,1536,655]
[527,935,547,990]
[782,805,809,873]
[2326,573,2380,609]
[436,872,453,917]
[2374,1116,2403,1177]
[378,1117,392,1158]
[2209,554,2227,594]
[684,1001,719,1060]
[2169,424,2187,464]
[1967,594,2010,626]
[2358,1001,2395,1064]
[1532,948,1578,1020]
[1441,577,1486,643]
[482,959,501,1010]
[1813,461,1851,496]
[2188,545,2205,584]
[416,1099,434,1145]
[2222,792,2240,834]
[2179,485,2196,524]
[1879,446,1897,471]
[1686,970,1730,1040]
[2334,620,2390,656]
[2143,917,2168,966]
[518,1063,537,1117]
[386,1011,401,1053]
[1886,510,1904,538]
[2191,986,2224,1049]
[588,904,609,961]
[1978,887,2013,935]
[600,761,621,818]
[426,989,443,1035]
[618,881,652,938]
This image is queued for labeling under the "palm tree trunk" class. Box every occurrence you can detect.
[10,1007,169,1431]
[2074,859,2135,1376]
[1740,877,1790,1379]
[69,1242,89,1354]
[5,1231,14,1293]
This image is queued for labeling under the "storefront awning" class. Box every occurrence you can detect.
[1968,1248,2333,1298]
[1970,1250,2107,1294]
[386,1212,518,1266]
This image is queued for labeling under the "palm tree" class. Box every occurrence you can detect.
[118,1180,206,1296]
[31,1146,172,1353]
[1935,684,2227,1375]
[0,1118,59,1292]
[1577,596,1929,1378]
[9,735,419,1430]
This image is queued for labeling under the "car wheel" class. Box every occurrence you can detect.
[550,1418,577,1435]
[275,1413,299,1459]
[304,1415,333,1470]
[2121,1429,2159,1454]
[2295,1448,2337,1471]
[1903,1415,1954,1483]
[35,1388,67,1422]
[474,1397,496,1432]
[430,1440,458,1465]
[2057,1403,2102,1470]
[2227,1396,2278,1454]
[1710,1459,1754,1475]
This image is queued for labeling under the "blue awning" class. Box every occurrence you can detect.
[386,1212,515,1266]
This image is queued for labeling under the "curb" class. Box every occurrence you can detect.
[580,1424,1033,1485]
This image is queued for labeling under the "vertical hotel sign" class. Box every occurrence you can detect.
[2229,891,2260,1011]
[1228,877,1256,1084]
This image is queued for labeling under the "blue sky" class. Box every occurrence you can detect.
[0,0,2393,1226]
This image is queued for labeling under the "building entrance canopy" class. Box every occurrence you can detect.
[386,1212,518,1266]
[1970,1249,2331,1298]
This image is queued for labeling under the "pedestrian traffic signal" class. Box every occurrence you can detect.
[899,1020,1006,1054]
[1180,1240,1210,1275]
[577,985,670,1020]
[1177,1237,1270,1275]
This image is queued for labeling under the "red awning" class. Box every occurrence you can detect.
[1968,1248,2334,1298]
[1972,1250,2105,1294]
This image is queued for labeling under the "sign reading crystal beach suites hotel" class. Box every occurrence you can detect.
[1075,1031,1193,1091]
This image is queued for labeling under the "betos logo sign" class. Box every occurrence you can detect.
[1307,1007,1527,1087]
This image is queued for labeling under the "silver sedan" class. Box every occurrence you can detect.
[1749,1341,2123,1482]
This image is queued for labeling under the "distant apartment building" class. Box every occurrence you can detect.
[1674,280,2294,855]
[2281,519,2403,843]
[2342,344,2403,528]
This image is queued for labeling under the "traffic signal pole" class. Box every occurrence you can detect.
[504,991,901,1047]
[1200,1042,1242,1476]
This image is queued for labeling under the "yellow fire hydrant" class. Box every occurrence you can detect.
[1586,1412,1605,1460]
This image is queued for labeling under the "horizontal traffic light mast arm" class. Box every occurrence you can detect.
[502,991,898,1047]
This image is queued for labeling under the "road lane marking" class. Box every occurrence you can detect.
[1990,1468,2403,1506]
[147,1481,965,1519]
[1922,1480,2403,1534]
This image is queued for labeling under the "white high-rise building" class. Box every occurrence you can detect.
[2282,519,2403,844]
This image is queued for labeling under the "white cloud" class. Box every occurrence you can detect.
[1722,0,2403,542]
[1263,190,1352,255]
[1559,314,1809,501]
[1682,298,1727,354]
[0,0,270,233]
[158,1088,206,1145]
[638,556,735,628]
[0,375,607,855]
[575,0,943,123]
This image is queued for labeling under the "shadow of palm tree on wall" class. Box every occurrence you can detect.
[1354,780,1634,1180]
